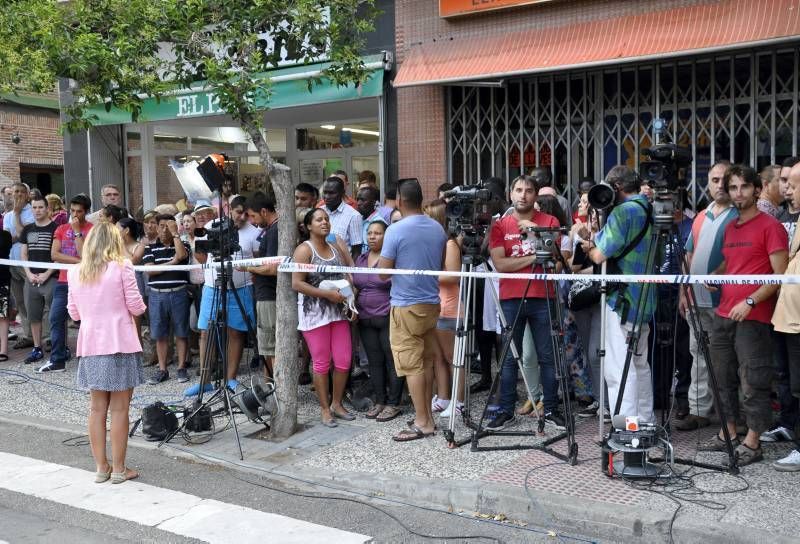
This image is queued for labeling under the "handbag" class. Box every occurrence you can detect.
[567,278,601,311]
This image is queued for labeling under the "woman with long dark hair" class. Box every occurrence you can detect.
[68,221,146,484]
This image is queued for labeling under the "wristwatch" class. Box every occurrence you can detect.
[745,296,756,307]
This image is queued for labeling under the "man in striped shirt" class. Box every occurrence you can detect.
[143,214,191,384]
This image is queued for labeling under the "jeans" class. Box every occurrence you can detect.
[499,298,557,414]
[573,303,604,406]
[359,315,404,406]
[48,282,69,365]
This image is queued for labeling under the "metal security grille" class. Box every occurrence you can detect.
[447,43,800,210]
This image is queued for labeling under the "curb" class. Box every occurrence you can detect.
[0,412,793,544]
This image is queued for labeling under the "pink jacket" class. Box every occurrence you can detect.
[67,260,146,357]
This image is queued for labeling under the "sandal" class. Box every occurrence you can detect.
[366,404,385,419]
[516,400,534,416]
[734,443,763,466]
[392,425,435,442]
[110,467,139,484]
[431,397,449,413]
[376,406,401,422]
[331,407,356,421]
[321,418,338,428]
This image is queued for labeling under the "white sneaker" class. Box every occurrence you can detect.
[773,449,800,472]
[760,426,795,443]
[440,402,463,418]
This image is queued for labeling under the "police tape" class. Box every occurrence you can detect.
[0,256,796,286]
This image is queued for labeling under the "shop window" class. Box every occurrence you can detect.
[297,122,379,151]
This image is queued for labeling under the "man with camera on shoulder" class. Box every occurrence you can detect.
[487,175,565,431]
[578,165,656,424]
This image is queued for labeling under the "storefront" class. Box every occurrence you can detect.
[77,53,391,214]
[394,0,800,208]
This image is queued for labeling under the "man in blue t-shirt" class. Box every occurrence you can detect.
[379,179,446,442]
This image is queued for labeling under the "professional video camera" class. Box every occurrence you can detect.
[194,216,241,259]
[443,184,493,257]
[640,143,692,227]
[521,226,566,264]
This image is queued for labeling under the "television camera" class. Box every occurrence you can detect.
[443,184,493,258]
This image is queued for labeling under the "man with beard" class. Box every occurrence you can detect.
[487,175,564,431]
[699,165,788,465]
[674,160,737,430]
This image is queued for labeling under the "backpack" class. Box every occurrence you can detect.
[136,401,179,441]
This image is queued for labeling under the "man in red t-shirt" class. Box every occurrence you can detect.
[487,175,563,431]
[700,165,788,465]
[36,194,93,373]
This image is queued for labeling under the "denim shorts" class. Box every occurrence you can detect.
[148,287,190,339]
[198,285,255,332]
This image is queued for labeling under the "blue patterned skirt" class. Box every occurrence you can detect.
[77,352,144,392]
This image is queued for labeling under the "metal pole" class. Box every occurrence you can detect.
[597,259,608,440]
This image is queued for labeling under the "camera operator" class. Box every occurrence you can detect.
[188,196,260,393]
[578,165,656,424]
[487,175,564,431]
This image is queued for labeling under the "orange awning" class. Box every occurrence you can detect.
[394,0,800,87]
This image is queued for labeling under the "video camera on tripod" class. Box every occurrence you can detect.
[640,143,692,227]
[521,226,567,264]
[194,217,241,259]
[443,184,493,258]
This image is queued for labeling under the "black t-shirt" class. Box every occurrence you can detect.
[20,221,57,274]
[142,240,192,289]
[253,220,279,301]
[0,230,11,284]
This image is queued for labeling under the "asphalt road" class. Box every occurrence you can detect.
[0,420,586,544]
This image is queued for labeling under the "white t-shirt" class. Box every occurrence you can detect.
[201,221,262,289]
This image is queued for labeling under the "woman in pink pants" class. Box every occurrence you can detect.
[292,208,355,427]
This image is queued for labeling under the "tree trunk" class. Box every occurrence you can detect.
[242,119,299,439]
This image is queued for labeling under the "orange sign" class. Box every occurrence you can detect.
[440,0,554,18]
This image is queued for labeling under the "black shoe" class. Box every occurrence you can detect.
[487,412,515,431]
[545,411,567,430]
[36,361,65,373]
[146,369,169,385]
[298,371,312,386]
[469,379,491,394]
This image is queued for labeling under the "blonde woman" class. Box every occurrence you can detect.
[67,222,147,484]
[45,193,68,226]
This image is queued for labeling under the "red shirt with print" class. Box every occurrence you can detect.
[55,222,94,283]
[717,211,788,324]
[489,211,560,300]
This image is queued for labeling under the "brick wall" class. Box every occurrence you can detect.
[0,104,63,187]
[394,0,711,199]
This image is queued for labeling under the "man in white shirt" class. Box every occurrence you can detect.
[190,196,261,392]
[4,182,35,349]
[87,184,125,224]
[321,176,362,259]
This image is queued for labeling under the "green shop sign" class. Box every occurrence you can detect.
[86,55,385,126]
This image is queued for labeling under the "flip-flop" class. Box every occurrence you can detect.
[321,418,338,428]
[393,425,435,442]
[366,405,384,419]
[110,467,139,484]
[376,406,401,422]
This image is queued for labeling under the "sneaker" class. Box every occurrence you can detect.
[760,426,795,443]
[773,449,800,472]
[146,369,169,385]
[36,361,65,373]
[545,411,567,430]
[603,408,612,423]
[487,412,515,431]
[577,401,599,419]
[176,368,189,383]
[440,402,463,418]
[24,347,44,365]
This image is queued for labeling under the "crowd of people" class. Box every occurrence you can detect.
[3,158,800,475]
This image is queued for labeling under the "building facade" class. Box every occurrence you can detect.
[394,0,800,208]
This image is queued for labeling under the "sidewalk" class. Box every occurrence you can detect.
[1,341,799,543]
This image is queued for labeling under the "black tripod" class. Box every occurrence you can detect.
[159,228,259,461]
[468,232,578,464]
[603,199,738,474]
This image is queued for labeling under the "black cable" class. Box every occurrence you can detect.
[61,435,90,447]
[230,471,505,543]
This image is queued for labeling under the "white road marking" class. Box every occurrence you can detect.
[0,452,370,544]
